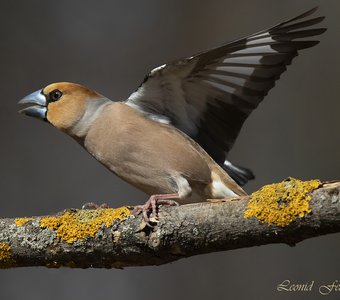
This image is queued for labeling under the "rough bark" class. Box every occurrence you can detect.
[0,181,339,269]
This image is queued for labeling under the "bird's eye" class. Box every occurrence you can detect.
[49,89,63,102]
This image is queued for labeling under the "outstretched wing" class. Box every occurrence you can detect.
[126,7,326,166]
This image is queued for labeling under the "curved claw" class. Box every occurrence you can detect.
[132,193,180,223]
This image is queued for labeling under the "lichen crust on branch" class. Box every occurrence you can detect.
[15,218,34,227]
[244,177,321,226]
[39,206,131,244]
[0,178,338,268]
[0,242,16,268]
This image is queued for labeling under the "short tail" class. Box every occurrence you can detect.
[223,160,255,186]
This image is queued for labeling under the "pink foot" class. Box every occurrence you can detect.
[132,193,180,223]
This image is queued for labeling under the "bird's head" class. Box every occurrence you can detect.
[19,82,110,137]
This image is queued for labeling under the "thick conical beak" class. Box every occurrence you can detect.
[18,90,47,120]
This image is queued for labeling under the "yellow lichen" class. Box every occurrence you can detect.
[0,242,16,268]
[244,177,321,227]
[40,207,130,244]
[15,217,34,227]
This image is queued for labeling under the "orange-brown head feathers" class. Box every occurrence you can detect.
[43,82,100,130]
[19,82,112,138]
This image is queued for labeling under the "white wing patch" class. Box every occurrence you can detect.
[232,45,277,55]
[213,66,257,76]
[246,35,275,45]
[201,79,236,95]
[222,56,265,64]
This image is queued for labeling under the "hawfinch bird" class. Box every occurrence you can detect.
[19,7,325,221]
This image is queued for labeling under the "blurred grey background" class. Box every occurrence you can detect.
[0,0,339,299]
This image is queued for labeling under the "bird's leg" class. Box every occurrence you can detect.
[82,202,110,209]
[132,193,180,223]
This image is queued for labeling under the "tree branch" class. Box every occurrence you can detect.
[0,180,339,269]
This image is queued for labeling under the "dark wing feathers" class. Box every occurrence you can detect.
[126,7,326,177]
